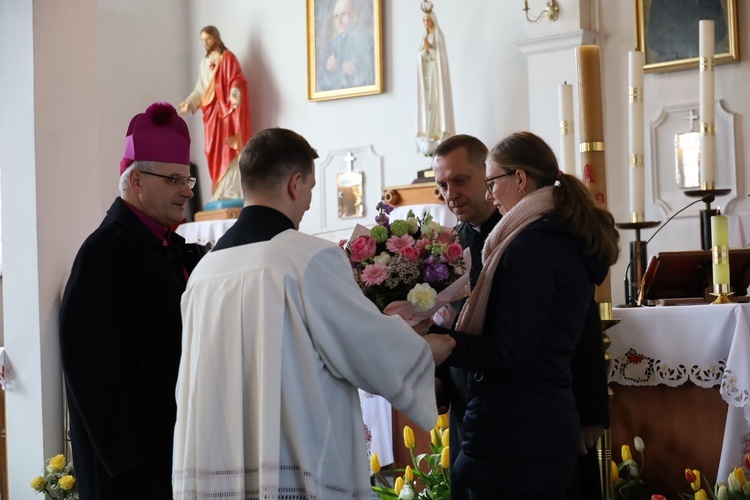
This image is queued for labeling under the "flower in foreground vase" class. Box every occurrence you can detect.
[58,474,76,491]
[694,489,708,500]
[403,426,415,449]
[404,465,414,482]
[30,476,46,492]
[49,454,66,471]
[370,453,380,474]
[436,413,448,430]
[728,466,747,491]
[621,444,632,462]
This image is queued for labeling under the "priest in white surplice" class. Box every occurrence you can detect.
[172,128,456,499]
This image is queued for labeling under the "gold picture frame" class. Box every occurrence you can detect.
[307,0,383,101]
[635,0,739,73]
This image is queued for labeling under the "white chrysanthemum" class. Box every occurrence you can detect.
[373,252,392,264]
[407,283,437,311]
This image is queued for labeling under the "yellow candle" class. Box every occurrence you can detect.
[711,213,729,286]
[576,44,612,304]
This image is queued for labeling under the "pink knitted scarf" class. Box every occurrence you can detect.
[456,186,555,335]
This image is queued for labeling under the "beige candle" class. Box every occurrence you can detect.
[699,19,715,189]
[558,82,576,175]
[576,44,612,306]
[628,50,645,222]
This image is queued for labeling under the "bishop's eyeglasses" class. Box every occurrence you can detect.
[139,170,197,189]
[484,171,514,192]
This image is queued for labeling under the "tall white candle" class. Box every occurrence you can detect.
[699,19,715,188]
[558,83,575,175]
[628,50,645,222]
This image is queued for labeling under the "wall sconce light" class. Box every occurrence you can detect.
[523,0,560,23]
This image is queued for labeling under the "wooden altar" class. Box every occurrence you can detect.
[607,303,750,497]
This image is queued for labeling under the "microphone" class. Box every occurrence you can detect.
[622,193,715,306]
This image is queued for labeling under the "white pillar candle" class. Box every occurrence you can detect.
[558,82,575,175]
[628,50,645,222]
[699,19,715,189]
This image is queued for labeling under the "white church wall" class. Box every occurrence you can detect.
[182,0,529,233]
[98,0,193,215]
[600,0,750,305]
[0,0,103,496]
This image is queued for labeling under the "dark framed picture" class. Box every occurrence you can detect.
[307,0,383,101]
[635,0,739,73]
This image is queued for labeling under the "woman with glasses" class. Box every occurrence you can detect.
[429,131,620,500]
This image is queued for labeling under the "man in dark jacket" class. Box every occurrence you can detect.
[433,134,609,500]
[432,135,501,500]
[59,102,204,499]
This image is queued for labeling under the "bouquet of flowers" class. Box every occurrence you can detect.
[342,202,470,325]
[371,414,451,499]
[30,454,78,499]
[681,454,750,500]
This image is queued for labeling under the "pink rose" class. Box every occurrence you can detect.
[399,246,419,262]
[350,236,376,262]
[386,234,416,253]
[437,227,455,244]
[361,263,387,286]
[445,243,463,263]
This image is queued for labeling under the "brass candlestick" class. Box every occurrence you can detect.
[710,283,734,304]
[597,306,620,500]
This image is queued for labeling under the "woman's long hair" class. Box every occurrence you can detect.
[488,131,620,267]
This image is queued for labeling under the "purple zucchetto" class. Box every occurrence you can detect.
[120,102,191,174]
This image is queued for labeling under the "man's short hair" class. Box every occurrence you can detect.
[433,134,488,169]
[239,128,319,193]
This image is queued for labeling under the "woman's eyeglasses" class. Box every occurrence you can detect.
[484,172,514,192]
[139,170,197,189]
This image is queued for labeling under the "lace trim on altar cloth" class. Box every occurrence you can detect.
[608,347,726,388]
[173,464,372,500]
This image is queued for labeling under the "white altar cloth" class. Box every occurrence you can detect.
[609,303,750,481]
[175,220,237,247]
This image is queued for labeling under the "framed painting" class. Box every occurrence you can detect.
[635,0,739,73]
[307,0,383,101]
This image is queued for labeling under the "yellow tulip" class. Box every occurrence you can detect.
[729,467,747,491]
[405,465,414,482]
[49,454,66,471]
[430,428,439,447]
[691,470,702,491]
[395,476,404,495]
[621,444,632,462]
[442,429,450,448]
[733,467,747,487]
[370,453,380,474]
[58,475,76,491]
[437,413,449,430]
[441,446,450,469]
[695,489,708,500]
[30,476,47,492]
[403,426,415,449]
[611,460,619,481]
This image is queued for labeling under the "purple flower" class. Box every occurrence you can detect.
[376,201,395,214]
[423,260,449,283]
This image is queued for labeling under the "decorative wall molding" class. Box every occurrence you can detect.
[649,99,739,218]
[317,145,384,238]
